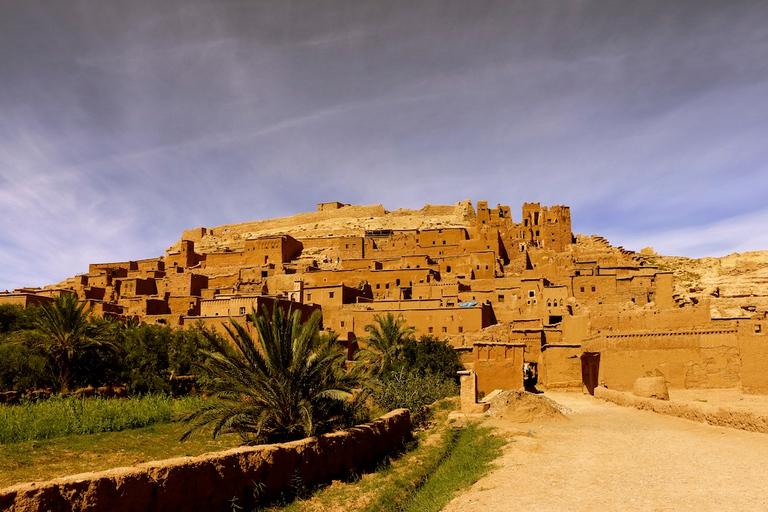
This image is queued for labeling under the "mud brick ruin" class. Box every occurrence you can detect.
[3,200,767,395]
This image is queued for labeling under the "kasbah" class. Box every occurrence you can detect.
[4,199,767,396]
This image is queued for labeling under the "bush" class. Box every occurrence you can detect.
[0,340,53,392]
[0,304,38,334]
[371,368,459,420]
[396,335,463,383]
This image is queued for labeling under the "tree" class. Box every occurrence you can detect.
[360,313,415,377]
[182,304,366,444]
[28,293,113,392]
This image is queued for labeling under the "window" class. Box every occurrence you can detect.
[376,284,380,289]
[442,326,447,333]
[443,240,446,245]
[328,291,335,298]
[428,326,434,333]
[580,287,585,293]
[385,283,390,289]
[458,326,463,333]
[756,324,762,334]
[446,265,452,273]
[340,321,345,328]
[306,293,311,301]
[528,290,535,298]
[261,270,268,278]
[591,286,596,292]
[239,307,246,315]
[396,279,401,286]
[498,295,505,302]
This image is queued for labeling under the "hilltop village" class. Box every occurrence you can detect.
[3,200,767,395]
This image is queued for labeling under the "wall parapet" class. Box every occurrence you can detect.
[594,387,768,434]
[0,409,411,512]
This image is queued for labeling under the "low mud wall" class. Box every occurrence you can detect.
[0,409,411,512]
[594,387,768,434]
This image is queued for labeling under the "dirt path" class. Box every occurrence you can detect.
[443,392,768,511]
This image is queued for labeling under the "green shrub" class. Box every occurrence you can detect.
[372,369,459,419]
[0,341,53,392]
[396,335,463,382]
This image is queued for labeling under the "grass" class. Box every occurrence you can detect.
[0,395,203,444]
[262,398,506,512]
[398,423,505,512]
[0,420,240,488]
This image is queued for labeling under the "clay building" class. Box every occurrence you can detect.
[7,199,767,399]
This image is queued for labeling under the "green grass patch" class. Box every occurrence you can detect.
[0,395,203,444]
[0,420,240,488]
[263,398,506,512]
[400,423,504,511]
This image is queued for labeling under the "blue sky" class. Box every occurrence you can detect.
[1,0,767,291]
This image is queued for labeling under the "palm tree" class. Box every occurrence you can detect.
[29,293,113,392]
[182,304,365,444]
[360,313,415,377]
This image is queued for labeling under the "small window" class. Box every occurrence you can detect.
[239,307,246,315]
[329,291,335,298]
[446,265,452,273]
[428,326,434,333]
[458,326,463,333]
[396,279,401,286]
[591,286,596,292]
[442,240,446,245]
[340,321,345,328]
[580,286,585,293]
[376,284,380,289]
[261,270,268,278]
[498,295,505,302]
[442,326,447,333]
[756,324,762,334]
[385,283,390,289]
[528,290,535,298]
[306,293,312,301]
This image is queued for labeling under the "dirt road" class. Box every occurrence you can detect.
[443,392,768,511]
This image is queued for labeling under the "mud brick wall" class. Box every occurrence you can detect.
[0,409,411,512]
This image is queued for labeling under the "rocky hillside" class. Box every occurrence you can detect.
[640,250,768,318]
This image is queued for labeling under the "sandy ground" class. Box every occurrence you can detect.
[444,391,768,511]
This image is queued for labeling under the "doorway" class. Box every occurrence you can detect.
[581,352,600,395]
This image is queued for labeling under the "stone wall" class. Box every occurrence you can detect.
[0,409,411,512]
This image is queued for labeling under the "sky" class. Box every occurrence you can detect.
[1,0,767,291]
